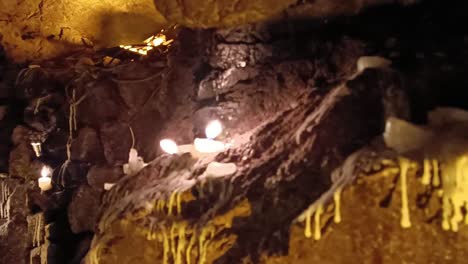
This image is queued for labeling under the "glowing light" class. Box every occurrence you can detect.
[160,139,179,154]
[205,120,222,139]
[104,183,115,191]
[40,166,51,178]
[38,166,52,191]
[194,138,225,153]
[31,142,42,157]
[120,32,172,56]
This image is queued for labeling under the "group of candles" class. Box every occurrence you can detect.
[36,120,229,192]
[159,120,227,156]
[160,120,237,178]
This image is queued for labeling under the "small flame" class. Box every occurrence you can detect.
[41,166,51,178]
[120,32,173,56]
[160,139,178,154]
[205,120,223,139]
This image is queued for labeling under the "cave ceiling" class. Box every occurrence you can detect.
[0,0,416,63]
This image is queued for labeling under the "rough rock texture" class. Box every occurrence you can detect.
[0,48,20,172]
[71,127,104,162]
[85,68,393,263]
[0,0,419,62]
[2,1,468,264]
[154,0,418,28]
[0,0,167,62]
[86,165,124,190]
[0,178,29,264]
[68,185,102,234]
[154,0,296,28]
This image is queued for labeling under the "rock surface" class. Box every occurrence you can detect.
[0,178,30,264]
[68,185,102,234]
[71,127,104,163]
[85,67,390,263]
[86,165,124,190]
[2,1,468,264]
[0,0,419,62]
[0,0,167,62]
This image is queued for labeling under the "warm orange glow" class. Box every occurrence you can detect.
[119,32,172,56]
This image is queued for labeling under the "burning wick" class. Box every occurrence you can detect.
[195,120,226,153]
[31,142,42,157]
[38,166,52,192]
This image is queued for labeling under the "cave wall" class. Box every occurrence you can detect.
[0,0,418,62]
[0,0,468,263]
[0,0,166,62]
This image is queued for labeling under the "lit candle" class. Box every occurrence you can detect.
[160,139,179,154]
[38,166,52,191]
[194,138,225,153]
[159,120,227,156]
[194,120,226,153]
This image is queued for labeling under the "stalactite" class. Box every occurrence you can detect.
[432,159,440,187]
[0,222,8,236]
[0,181,11,220]
[299,148,365,240]
[27,213,44,248]
[398,157,411,228]
[333,188,342,224]
[421,158,431,185]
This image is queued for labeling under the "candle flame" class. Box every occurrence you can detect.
[120,32,172,56]
[40,166,51,178]
[160,139,179,154]
[205,120,223,139]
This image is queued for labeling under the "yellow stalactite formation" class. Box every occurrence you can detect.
[186,231,197,264]
[421,158,431,185]
[162,227,170,264]
[440,155,468,232]
[314,204,323,240]
[177,192,183,215]
[333,189,342,224]
[398,157,412,228]
[304,209,312,238]
[168,191,178,215]
[432,159,440,187]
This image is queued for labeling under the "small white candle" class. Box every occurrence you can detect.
[160,139,179,154]
[123,148,147,176]
[159,120,227,157]
[194,138,225,153]
[38,166,52,191]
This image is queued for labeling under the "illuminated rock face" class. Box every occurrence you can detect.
[0,0,419,62]
[153,0,419,28]
[0,0,166,62]
[153,0,295,28]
